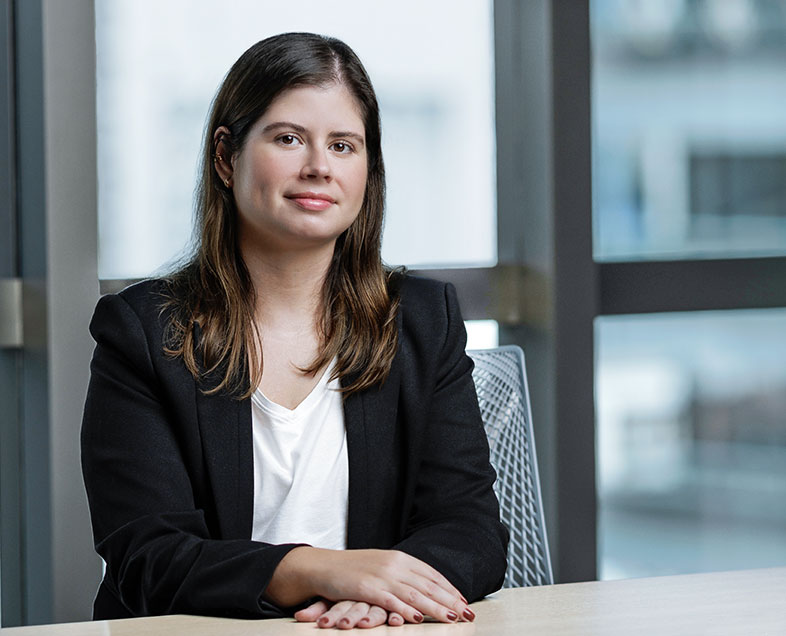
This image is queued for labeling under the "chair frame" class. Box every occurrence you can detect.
[468,345,554,587]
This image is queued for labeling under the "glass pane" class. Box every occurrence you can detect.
[596,310,786,579]
[592,0,786,260]
[96,0,495,279]
[465,320,499,350]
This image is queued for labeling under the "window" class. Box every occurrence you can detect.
[592,0,786,260]
[597,310,786,578]
[593,0,786,579]
[95,0,496,279]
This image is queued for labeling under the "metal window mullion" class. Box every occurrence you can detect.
[599,258,786,316]
[0,0,23,627]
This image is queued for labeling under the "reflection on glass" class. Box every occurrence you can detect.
[592,0,786,260]
[95,0,495,279]
[596,309,786,579]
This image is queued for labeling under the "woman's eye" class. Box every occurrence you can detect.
[331,141,353,154]
[278,134,300,146]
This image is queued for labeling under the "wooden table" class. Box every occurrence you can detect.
[4,567,785,635]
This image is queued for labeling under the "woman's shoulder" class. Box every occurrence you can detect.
[90,278,174,341]
[394,273,464,340]
[395,273,458,314]
[393,272,453,304]
[114,277,171,310]
[94,277,170,316]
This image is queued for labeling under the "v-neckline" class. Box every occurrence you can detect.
[251,359,336,417]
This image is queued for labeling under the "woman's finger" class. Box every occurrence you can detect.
[293,599,331,622]
[407,555,466,602]
[335,601,374,630]
[407,571,473,620]
[316,600,360,629]
[387,582,463,624]
[386,611,405,627]
[372,552,467,623]
[357,605,389,629]
[370,590,428,625]
[385,550,466,612]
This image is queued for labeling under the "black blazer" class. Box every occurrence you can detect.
[81,275,508,620]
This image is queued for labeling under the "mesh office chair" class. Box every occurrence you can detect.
[468,345,553,587]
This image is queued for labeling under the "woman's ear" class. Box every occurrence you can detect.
[213,126,234,188]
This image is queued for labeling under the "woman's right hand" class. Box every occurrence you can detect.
[294,599,404,629]
[267,547,474,625]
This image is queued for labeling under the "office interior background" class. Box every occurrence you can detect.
[1,0,785,627]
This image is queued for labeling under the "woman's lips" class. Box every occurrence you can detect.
[286,192,335,211]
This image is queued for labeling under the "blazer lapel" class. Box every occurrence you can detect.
[344,383,369,548]
[344,363,401,548]
[195,387,254,540]
[192,322,254,541]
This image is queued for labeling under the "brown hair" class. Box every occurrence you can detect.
[162,32,400,398]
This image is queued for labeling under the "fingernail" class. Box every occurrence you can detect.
[447,611,458,621]
[463,608,476,621]
[460,595,468,604]
[359,618,369,625]
[413,612,424,623]
[339,618,350,628]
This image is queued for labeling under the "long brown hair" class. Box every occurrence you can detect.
[163,33,400,398]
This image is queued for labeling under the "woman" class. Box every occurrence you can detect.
[81,32,508,629]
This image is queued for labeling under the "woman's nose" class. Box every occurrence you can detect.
[300,147,331,180]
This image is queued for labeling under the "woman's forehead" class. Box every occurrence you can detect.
[259,83,366,132]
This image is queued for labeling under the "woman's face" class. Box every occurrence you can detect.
[224,83,368,255]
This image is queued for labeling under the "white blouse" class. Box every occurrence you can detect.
[250,361,348,550]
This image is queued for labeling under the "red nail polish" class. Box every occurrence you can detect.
[463,608,476,621]
[447,611,458,621]
[414,612,424,623]
[460,595,468,604]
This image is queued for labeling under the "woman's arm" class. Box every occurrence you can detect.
[392,281,509,601]
[81,289,301,618]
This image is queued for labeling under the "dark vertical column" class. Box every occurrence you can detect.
[0,0,13,274]
[0,1,23,625]
[495,0,597,582]
[551,0,597,582]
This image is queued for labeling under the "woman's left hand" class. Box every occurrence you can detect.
[295,599,405,629]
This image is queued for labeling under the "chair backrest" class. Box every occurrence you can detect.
[467,345,553,587]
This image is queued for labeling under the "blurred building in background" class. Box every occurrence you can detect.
[593,0,786,578]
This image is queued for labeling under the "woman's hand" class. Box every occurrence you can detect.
[268,547,475,625]
[294,599,405,629]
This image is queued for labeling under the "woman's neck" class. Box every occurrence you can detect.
[242,242,334,330]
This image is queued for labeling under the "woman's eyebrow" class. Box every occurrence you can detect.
[262,121,307,134]
[329,131,365,147]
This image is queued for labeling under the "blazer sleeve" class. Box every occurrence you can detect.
[392,282,509,602]
[81,291,300,619]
